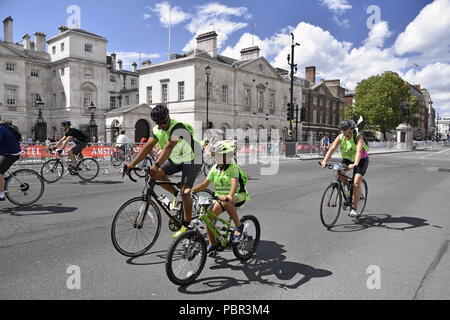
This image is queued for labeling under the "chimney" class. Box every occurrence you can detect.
[34,32,46,52]
[22,33,31,50]
[131,62,137,72]
[3,16,13,43]
[240,46,260,61]
[117,60,123,70]
[142,59,151,66]
[196,31,218,57]
[111,52,116,70]
[58,25,69,33]
[305,66,316,84]
[30,41,35,51]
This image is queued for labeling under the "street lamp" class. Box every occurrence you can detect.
[205,65,211,130]
[35,96,46,142]
[88,101,97,140]
[287,32,300,141]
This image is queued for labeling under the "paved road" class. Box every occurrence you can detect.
[1,149,449,299]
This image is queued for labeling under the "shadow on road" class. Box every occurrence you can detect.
[126,250,168,266]
[178,240,332,295]
[0,203,78,216]
[329,213,441,232]
[78,180,124,185]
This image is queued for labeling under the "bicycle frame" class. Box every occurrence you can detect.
[3,170,26,194]
[198,205,234,248]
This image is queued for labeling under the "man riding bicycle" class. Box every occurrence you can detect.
[0,124,22,201]
[52,121,89,172]
[126,104,203,238]
[321,120,369,217]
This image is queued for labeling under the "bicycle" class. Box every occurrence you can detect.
[165,195,260,286]
[111,166,215,257]
[40,149,100,183]
[3,166,45,206]
[111,144,135,168]
[318,162,368,228]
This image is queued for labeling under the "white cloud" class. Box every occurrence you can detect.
[394,0,450,63]
[182,2,250,52]
[319,0,352,14]
[148,1,191,28]
[111,51,161,70]
[332,15,350,29]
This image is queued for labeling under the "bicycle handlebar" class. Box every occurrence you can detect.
[318,161,350,171]
[122,164,141,183]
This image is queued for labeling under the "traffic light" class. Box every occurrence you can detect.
[286,103,293,121]
[300,107,306,122]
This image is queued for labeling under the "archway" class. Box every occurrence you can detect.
[135,119,150,142]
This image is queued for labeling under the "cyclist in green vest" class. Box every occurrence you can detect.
[184,140,250,255]
[126,104,203,238]
[320,120,369,217]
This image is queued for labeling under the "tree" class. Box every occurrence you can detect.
[345,72,419,141]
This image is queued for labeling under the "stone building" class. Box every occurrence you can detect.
[130,31,306,142]
[0,16,138,142]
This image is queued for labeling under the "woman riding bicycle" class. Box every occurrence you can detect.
[184,140,250,255]
[321,120,369,217]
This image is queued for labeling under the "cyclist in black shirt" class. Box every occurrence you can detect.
[52,121,89,170]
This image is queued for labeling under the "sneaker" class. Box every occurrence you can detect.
[232,224,245,243]
[0,196,5,202]
[207,244,218,257]
[172,225,187,239]
[348,208,360,217]
[170,194,182,211]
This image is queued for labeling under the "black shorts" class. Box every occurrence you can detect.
[342,157,369,176]
[161,159,202,188]
[71,142,88,155]
[0,154,20,175]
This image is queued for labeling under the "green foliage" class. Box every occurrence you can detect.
[349,72,419,140]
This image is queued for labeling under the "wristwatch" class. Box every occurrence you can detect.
[155,162,161,168]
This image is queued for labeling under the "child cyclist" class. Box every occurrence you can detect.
[183,140,250,254]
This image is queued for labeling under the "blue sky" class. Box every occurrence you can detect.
[1,0,449,116]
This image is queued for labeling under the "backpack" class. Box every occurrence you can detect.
[237,166,248,193]
[2,123,22,142]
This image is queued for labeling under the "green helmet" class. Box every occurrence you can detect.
[212,140,236,154]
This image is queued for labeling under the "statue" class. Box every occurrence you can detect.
[400,101,411,124]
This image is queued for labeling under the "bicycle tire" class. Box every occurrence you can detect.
[77,157,99,182]
[40,159,64,183]
[358,179,368,214]
[111,197,162,257]
[135,156,154,178]
[5,169,45,206]
[232,215,261,260]
[165,230,207,286]
[320,183,342,228]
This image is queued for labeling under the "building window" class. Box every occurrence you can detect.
[52,46,56,54]
[147,86,153,104]
[313,110,317,123]
[110,96,116,109]
[110,75,115,83]
[61,92,66,108]
[162,84,168,103]
[83,93,92,108]
[222,85,228,103]
[178,82,185,101]
[60,68,65,76]
[61,42,65,52]
[31,93,42,107]
[84,68,93,79]
[244,88,251,108]
[125,95,130,106]
[136,94,139,104]
[269,93,275,113]
[131,78,137,86]
[85,43,93,53]
[53,94,57,108]
[302,94,306,103]
[52,70,56,78]
[6,62,16,72]
[6,89,16,105]
[313,95,317,105]
[257,91,264,112]
[31,69,39,77]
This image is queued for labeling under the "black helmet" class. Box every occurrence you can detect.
[151,104,169,123]
[339,119,356,130]
[61,120,71,127]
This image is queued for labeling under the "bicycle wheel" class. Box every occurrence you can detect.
[111,197,162,257]
[110,149,123,167]
[320,183,342,228]
[165,230,207,286]
[135,156,153,178]
[5,169,45,206]
[357,179,368,214]
[232,215,261,260]
[77,157,99,181]
[40,159,64,183]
